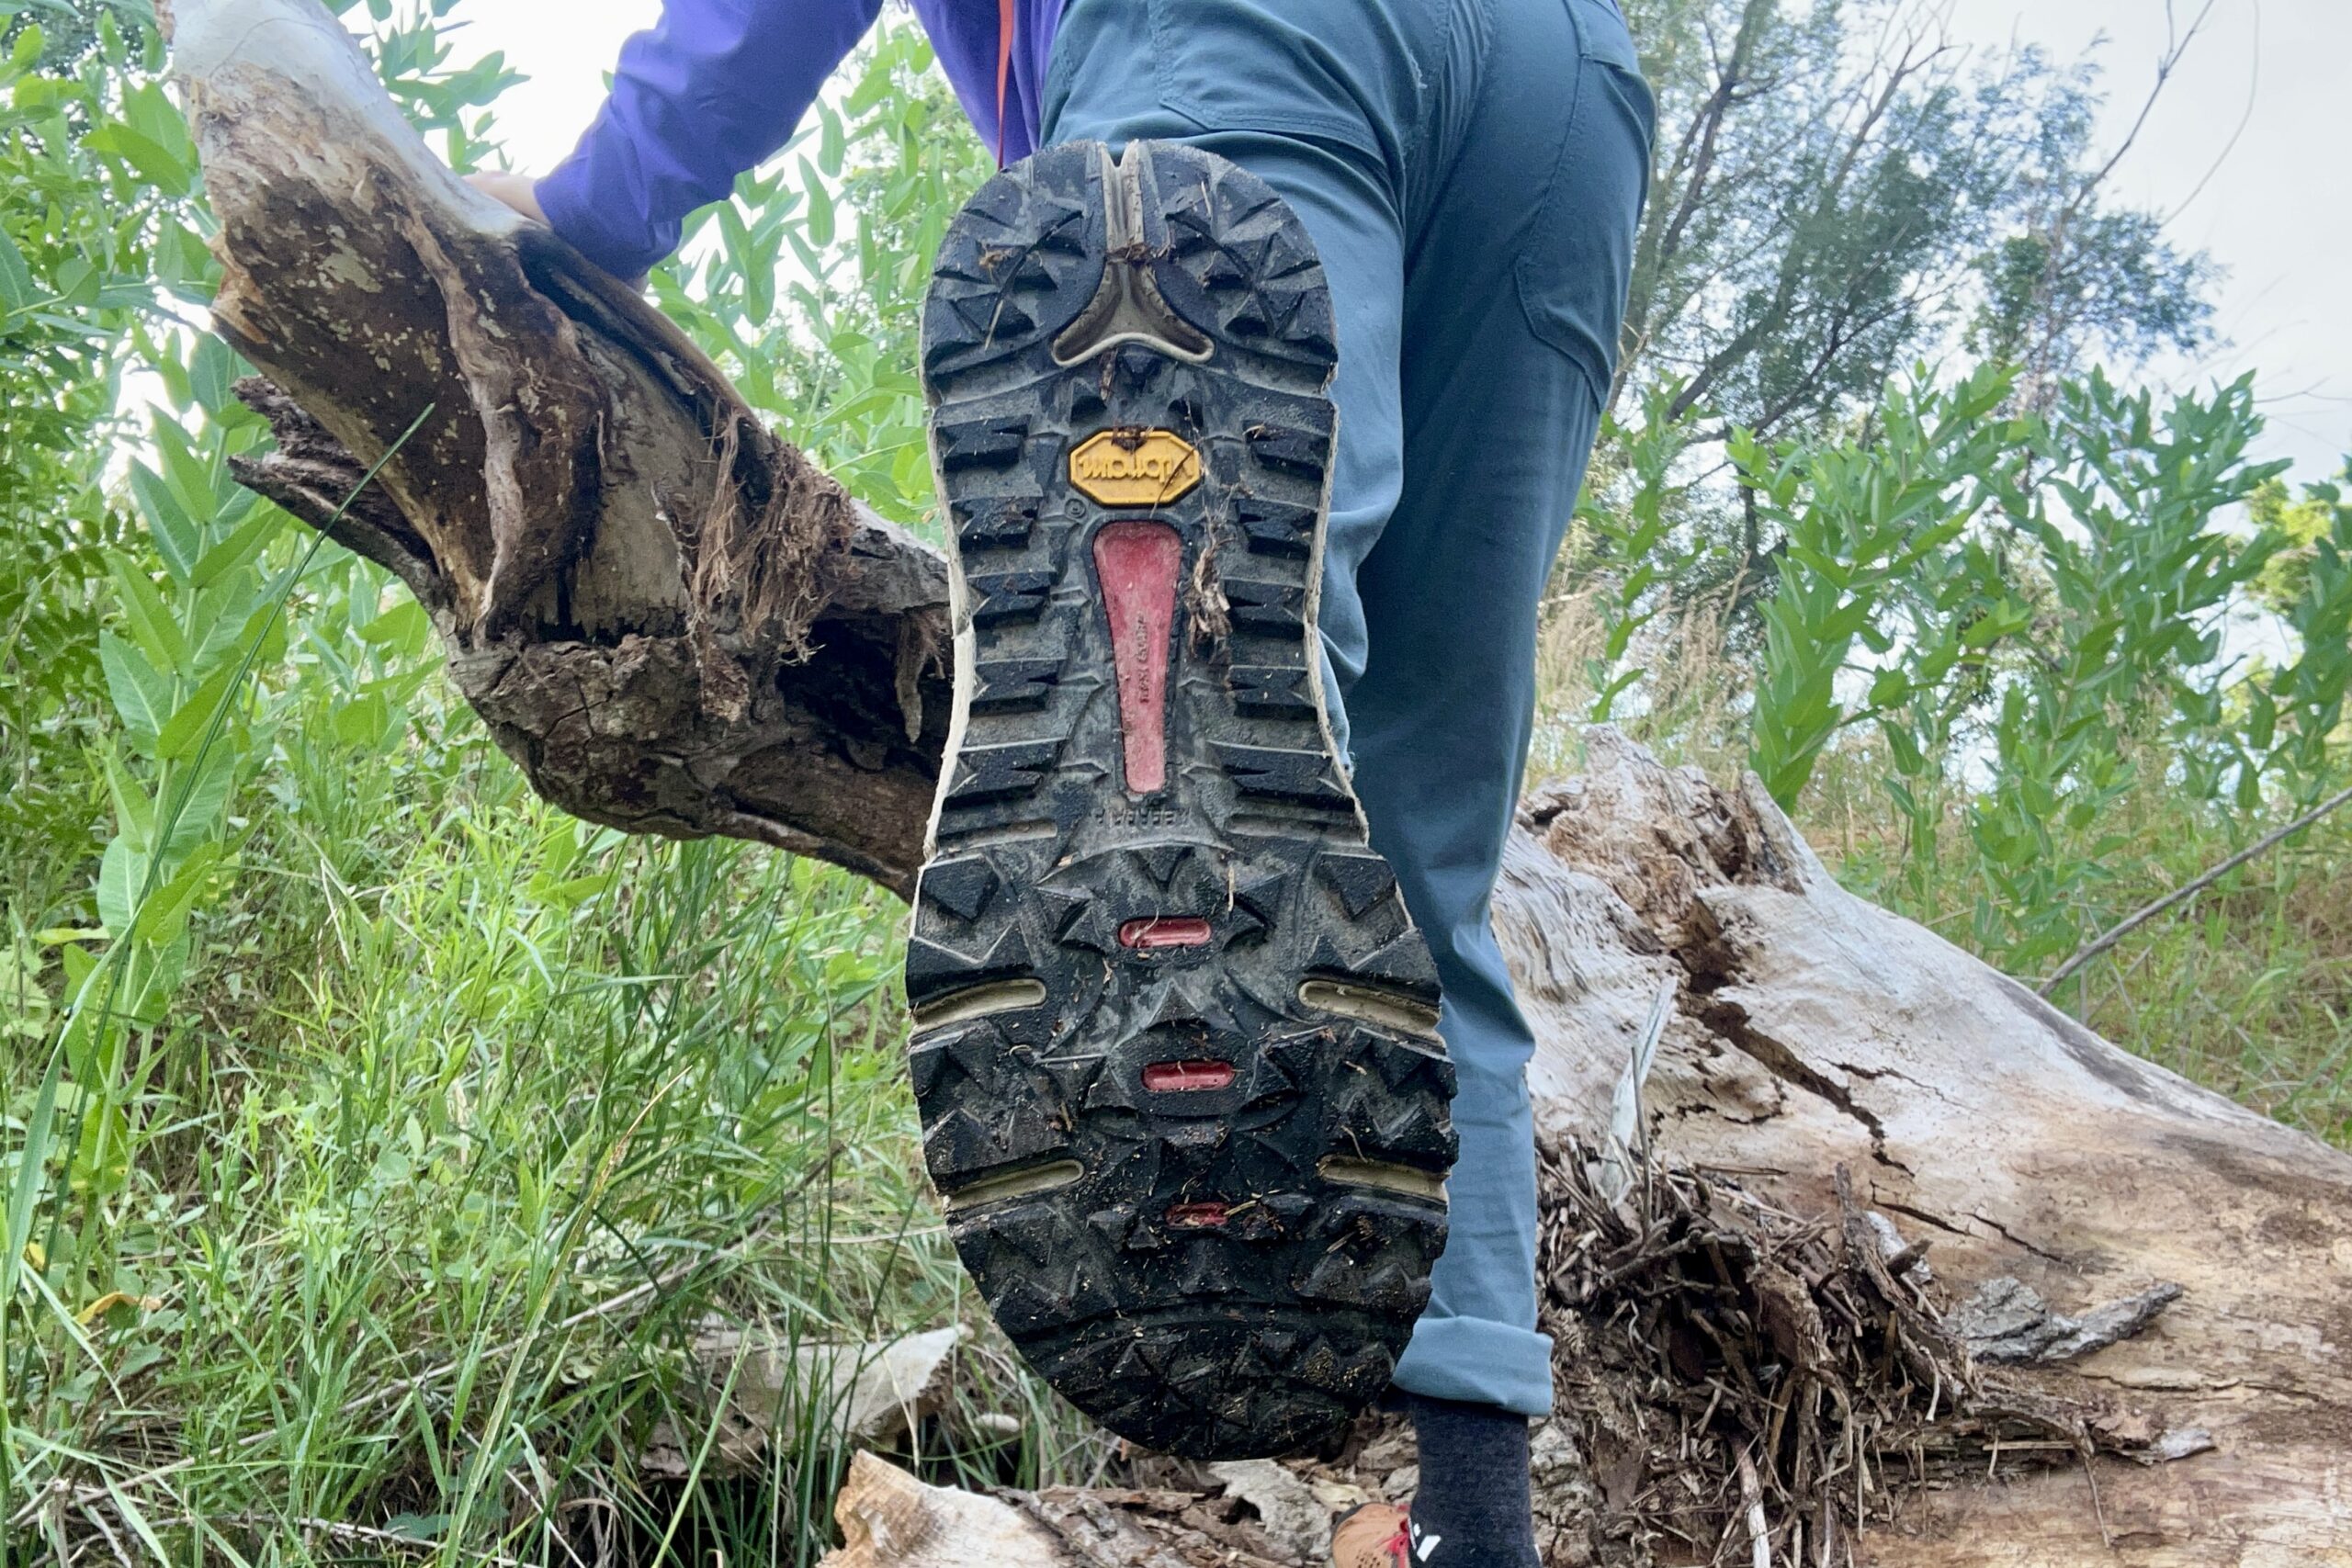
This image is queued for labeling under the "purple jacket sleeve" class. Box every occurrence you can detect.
[535,0,886,279]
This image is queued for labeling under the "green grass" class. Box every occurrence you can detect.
[8,584,2345,1562]
[3,693,1105,1564]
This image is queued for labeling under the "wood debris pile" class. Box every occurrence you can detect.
[1530,1138,2194,1564]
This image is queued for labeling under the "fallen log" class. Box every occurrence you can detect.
[164,3,2352,1562]
[1503,741,2352,1564]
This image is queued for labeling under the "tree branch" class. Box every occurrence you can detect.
[2040,778,2352,995]
[163,0,952,895]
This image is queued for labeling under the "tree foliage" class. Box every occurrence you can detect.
[1617,0,2213,440]
[0,4,183,886]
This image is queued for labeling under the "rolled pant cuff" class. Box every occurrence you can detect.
[1390,1315,1555,1417]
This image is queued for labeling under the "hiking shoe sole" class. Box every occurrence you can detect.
[910,140,1454,1460]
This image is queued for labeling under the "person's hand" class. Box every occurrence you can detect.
[463,169,648,290]
[465,169,548,225]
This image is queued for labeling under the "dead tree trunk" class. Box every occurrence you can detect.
[1498,739,2352,1564]
[167,3,2352,1562]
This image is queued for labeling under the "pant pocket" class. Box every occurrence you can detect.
[1140,0,1435,166]
[1512,0,1655,400]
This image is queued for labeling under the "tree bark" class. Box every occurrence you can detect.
[168,5,2352,1562]
[163,0,950,895]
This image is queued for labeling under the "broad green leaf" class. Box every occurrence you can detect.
[715,199,752,270]
[190,573,265,667]
[51,253,97,305]
[800,157,835,247]
[817,100,845,177]
[153,213,218,299]
[96,833,147,932]
[1882,721,1925,775]
[188,333,245,416]
[331,690,391,750]
[358,598,431,659]
[154,662,239,760]
[0,228,33,314]
[160,747,240,855]
[155,340,196,411]
[74,1094,133,1194]
[153,419,223,531]
[98,631,172,740]
[85,120,191,195]
[129,461,200,581]
[530,871,616,911]
[190,504,282,590]
[105,549,194,677]
[98,749,154,848]
[135,842,223,946]
[744,245,775,325]
[231,594,289,673]
[120,78,188,156]
[845,55,896,115]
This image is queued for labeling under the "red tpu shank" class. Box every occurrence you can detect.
[1142,1060,1237,1092]
[1092,520,1182,795]
[1120,916,1213,949]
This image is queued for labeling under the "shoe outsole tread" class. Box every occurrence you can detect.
[912,140,1454,1460]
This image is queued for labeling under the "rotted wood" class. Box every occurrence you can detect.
[163,0,950,894]
[167,5,2352,1562]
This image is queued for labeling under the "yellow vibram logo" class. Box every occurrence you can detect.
[1069,428,1202,507]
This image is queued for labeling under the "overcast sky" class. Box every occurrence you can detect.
[457,0,2349,481]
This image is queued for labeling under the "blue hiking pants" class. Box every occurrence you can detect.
[1044,0,1655,1416]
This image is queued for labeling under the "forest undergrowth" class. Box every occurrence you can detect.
[4,0,2348,1560]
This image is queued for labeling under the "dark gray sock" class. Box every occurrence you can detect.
[1404,1394,1540,1568]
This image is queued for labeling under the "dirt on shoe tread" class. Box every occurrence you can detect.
[911,140,1453,1461]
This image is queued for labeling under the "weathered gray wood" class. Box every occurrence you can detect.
[167,5,2352,1560]
[1497,733,2352,1565]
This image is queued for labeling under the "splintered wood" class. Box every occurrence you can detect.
[1532,1142,2199,1564]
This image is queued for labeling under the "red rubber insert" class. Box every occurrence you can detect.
[1120,916,1213,949]
[1143,1059,1237,1092]
[1092,520,1182,795]
[1165,1201,1229,1228]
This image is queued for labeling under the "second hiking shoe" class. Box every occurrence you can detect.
[909,140,1454,1459]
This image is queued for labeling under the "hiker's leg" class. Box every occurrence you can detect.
[1356,0,1655,1423]
[1042,0,1651,1540]
[1048,0,1651,1416]
[1043,0,1441,762]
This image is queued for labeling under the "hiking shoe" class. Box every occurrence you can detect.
[910,139,1454,1460]
[1331,1503,1417,1567]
